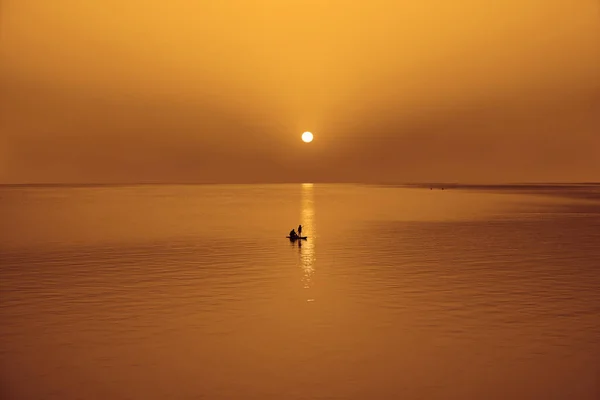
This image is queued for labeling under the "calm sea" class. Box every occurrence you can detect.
[1,183,599,399]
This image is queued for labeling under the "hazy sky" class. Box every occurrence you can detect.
[1,0,599,183]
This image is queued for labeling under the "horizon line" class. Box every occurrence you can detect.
[1,181,599,188]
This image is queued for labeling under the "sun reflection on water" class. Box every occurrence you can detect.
[299,183,316,298]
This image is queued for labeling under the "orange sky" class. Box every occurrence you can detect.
[1,0,599,183]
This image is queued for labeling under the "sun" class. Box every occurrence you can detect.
[302,131,314,143]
